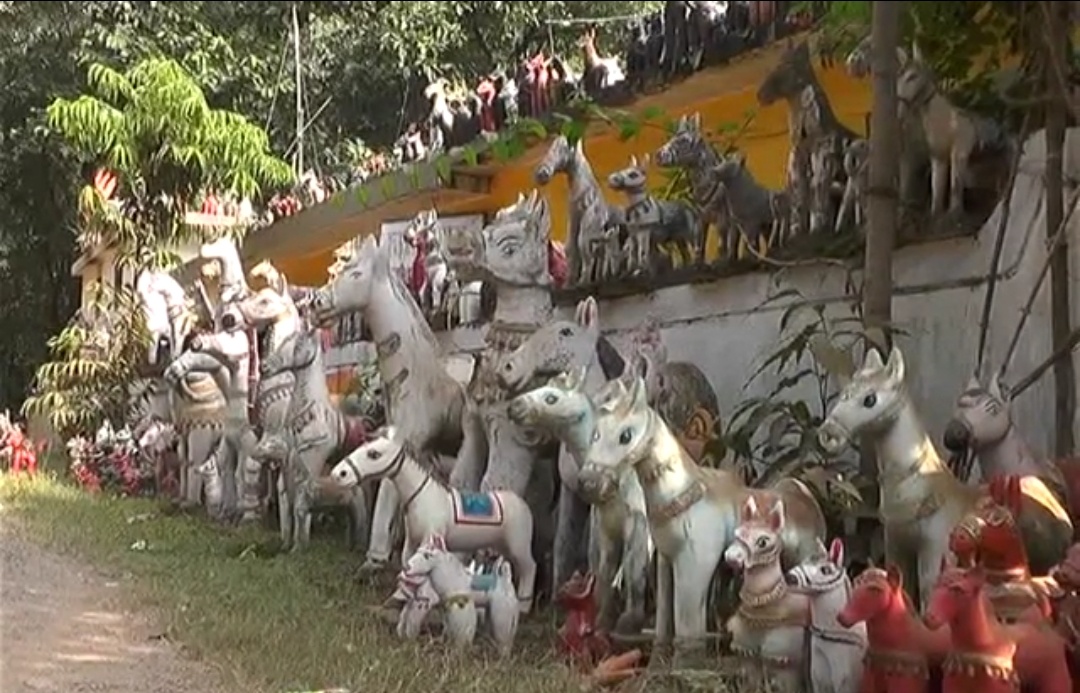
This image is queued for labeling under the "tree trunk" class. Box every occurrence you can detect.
[856,0,904,563]
[1042,0,1074,457]
[862,0,903,351]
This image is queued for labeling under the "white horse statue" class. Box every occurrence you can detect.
[400,534,520,656]
[787,538,867,693]
[330,428,537,611]
[579,374,827,664]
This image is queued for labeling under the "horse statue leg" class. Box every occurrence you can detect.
[360,479,402,573]
[616,511,650,635]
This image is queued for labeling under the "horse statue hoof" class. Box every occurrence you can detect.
[356,557,388,577]
[614,610,647,636]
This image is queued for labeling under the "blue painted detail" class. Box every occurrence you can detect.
[470,574,496,592]
[458,491,495,517]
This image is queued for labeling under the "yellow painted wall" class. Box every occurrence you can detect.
[483,66,871,250]
[272,44,874,281]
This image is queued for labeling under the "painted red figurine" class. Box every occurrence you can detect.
[1,420,38,475]
[949,474,1054,623]
[837,565,948,693]
[555,570,611,669]
[925,564,1071,693]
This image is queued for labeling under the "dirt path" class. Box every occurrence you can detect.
[1,518,230,693]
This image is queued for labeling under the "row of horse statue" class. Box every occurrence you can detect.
[468,37,1012,294]
[116,166,1080,689]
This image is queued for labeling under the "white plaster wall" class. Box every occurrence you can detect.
[330,129,1080,456]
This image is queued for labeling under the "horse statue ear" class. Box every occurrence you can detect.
[885,563,903,589]
[629,154,638,168]
[576,296,599,330]
[569,365,588,392]
[829,538,845,566]
[768,498,785,533]
[897,46,910,69]
[885,346,906,384]
[965,376,980,392]
[988,372,1006,401]
[628,375,648,410]
[741,495,759,525]
[862,347,885,372]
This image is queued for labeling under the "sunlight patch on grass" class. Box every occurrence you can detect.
[0,473,582,693]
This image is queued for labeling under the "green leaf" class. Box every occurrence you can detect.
[516,118,548,140]
[561,119,587,143]
[641,105,665,122]
[379,176,395,200]
[462,146,479,167]
[355,185,370,208]
[491,137,510,162]
[434,155,452,182]
[617,117,640,141]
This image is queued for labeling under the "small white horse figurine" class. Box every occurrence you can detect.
[724,495,810,693]
[396,567,441,640]
[401,534,520,656]
[330,428,536,611]
[787,538,867,693]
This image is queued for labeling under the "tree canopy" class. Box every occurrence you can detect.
[0,1,665,412]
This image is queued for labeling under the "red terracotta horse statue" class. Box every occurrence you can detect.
[949,474,1056,623]
[837,565,948,693]
[924,565,1071,693]
[1050,543,1080,691]
[555,570,611,669]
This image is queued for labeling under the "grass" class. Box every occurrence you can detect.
[0,472,585,693]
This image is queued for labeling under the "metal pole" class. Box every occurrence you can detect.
[291,3,304,177]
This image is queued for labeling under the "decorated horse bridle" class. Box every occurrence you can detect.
[342,445,430,514]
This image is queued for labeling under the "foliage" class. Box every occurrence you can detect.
[21,283,149,438]
[804,0,1047,124]
[718,288,907,515]
[48,58,294,263]
[0,2,87,412]
[1,473,582,693]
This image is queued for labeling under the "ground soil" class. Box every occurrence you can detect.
[0,518,230,693]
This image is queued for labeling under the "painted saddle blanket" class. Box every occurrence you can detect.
[451,490,504,526]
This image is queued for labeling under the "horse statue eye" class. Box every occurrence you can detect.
[862,393,877,408]
[544,393,558,405]
[559,327,574,337]
[619,428,634,445]
[821,565,834,574]
[367,449,381,459]
[756,536,769,548]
